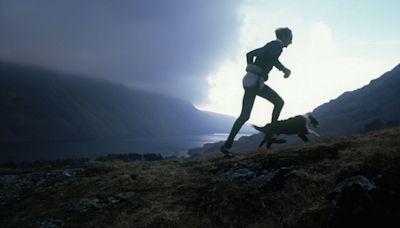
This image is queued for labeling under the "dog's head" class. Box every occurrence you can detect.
[307,114,319,128]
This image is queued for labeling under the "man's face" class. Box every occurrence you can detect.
[283,33,293,47]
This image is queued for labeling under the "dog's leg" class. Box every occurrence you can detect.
[267,139,273,149]
[266,137,287,148]
[258,138,266,148]
[308,129,320,137]
[298,133,309,142]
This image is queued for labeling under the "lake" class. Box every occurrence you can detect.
[1,133,252,162]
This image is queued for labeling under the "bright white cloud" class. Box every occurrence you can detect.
[307,21,335,55]
[199,58,245,116]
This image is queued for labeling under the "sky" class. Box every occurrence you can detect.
[0,0,399,126]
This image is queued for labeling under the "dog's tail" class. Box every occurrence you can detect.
[253,124,273,134]
[252,125,264,132]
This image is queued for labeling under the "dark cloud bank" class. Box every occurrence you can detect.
[0,0,241,103]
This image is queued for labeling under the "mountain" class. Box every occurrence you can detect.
[2,127,400,227]
[0,61,246,161]
[0,61,238,141]
[312,64,400,135]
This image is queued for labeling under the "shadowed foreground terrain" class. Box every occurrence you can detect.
[1,127,400,228]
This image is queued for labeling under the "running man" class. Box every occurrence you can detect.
[221,27,293,157]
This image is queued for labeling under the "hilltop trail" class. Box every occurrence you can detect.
[2,128,400,227]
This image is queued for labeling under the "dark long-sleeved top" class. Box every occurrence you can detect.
[246,40,285,81]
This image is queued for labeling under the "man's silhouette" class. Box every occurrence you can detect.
[221,27,293,157]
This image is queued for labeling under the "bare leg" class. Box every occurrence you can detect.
[224,90,256,148]
[257,85,284,124]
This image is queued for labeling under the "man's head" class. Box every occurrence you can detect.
[275,27,292,47]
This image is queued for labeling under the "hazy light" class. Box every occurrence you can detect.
[196,0,399,126]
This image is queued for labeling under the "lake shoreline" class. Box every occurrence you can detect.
[0,132,255,163]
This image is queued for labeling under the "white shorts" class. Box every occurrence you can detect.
[242,72,264,91]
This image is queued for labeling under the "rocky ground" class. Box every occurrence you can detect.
[1,127,400,227]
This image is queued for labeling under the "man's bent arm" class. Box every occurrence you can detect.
[246,48,261,64]
[274,59,286,71]
[270,44,286,71]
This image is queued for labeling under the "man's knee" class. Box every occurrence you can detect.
[238,113,251,122]
[275,98,284,108]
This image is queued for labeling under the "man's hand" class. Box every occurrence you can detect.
[283,67,291,78]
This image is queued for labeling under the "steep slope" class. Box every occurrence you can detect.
[312,64,400,135]
[2,127,400,227]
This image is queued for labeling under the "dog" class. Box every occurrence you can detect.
[254,114,320,149]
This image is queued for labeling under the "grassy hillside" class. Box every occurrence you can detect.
[2,127,400,227]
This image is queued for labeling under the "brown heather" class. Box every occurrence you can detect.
[1,127,400,228]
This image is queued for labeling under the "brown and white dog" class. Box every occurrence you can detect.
[254,114,320,149]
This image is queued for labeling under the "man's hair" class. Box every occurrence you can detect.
[275,27,292,40]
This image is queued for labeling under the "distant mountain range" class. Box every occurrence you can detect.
[189,64,400,157]
[0,61,241,143]
[0,61,253,161]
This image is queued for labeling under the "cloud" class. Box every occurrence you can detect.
[306,21,335,55]
[358,41,400,45]
[0,0,241,103]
